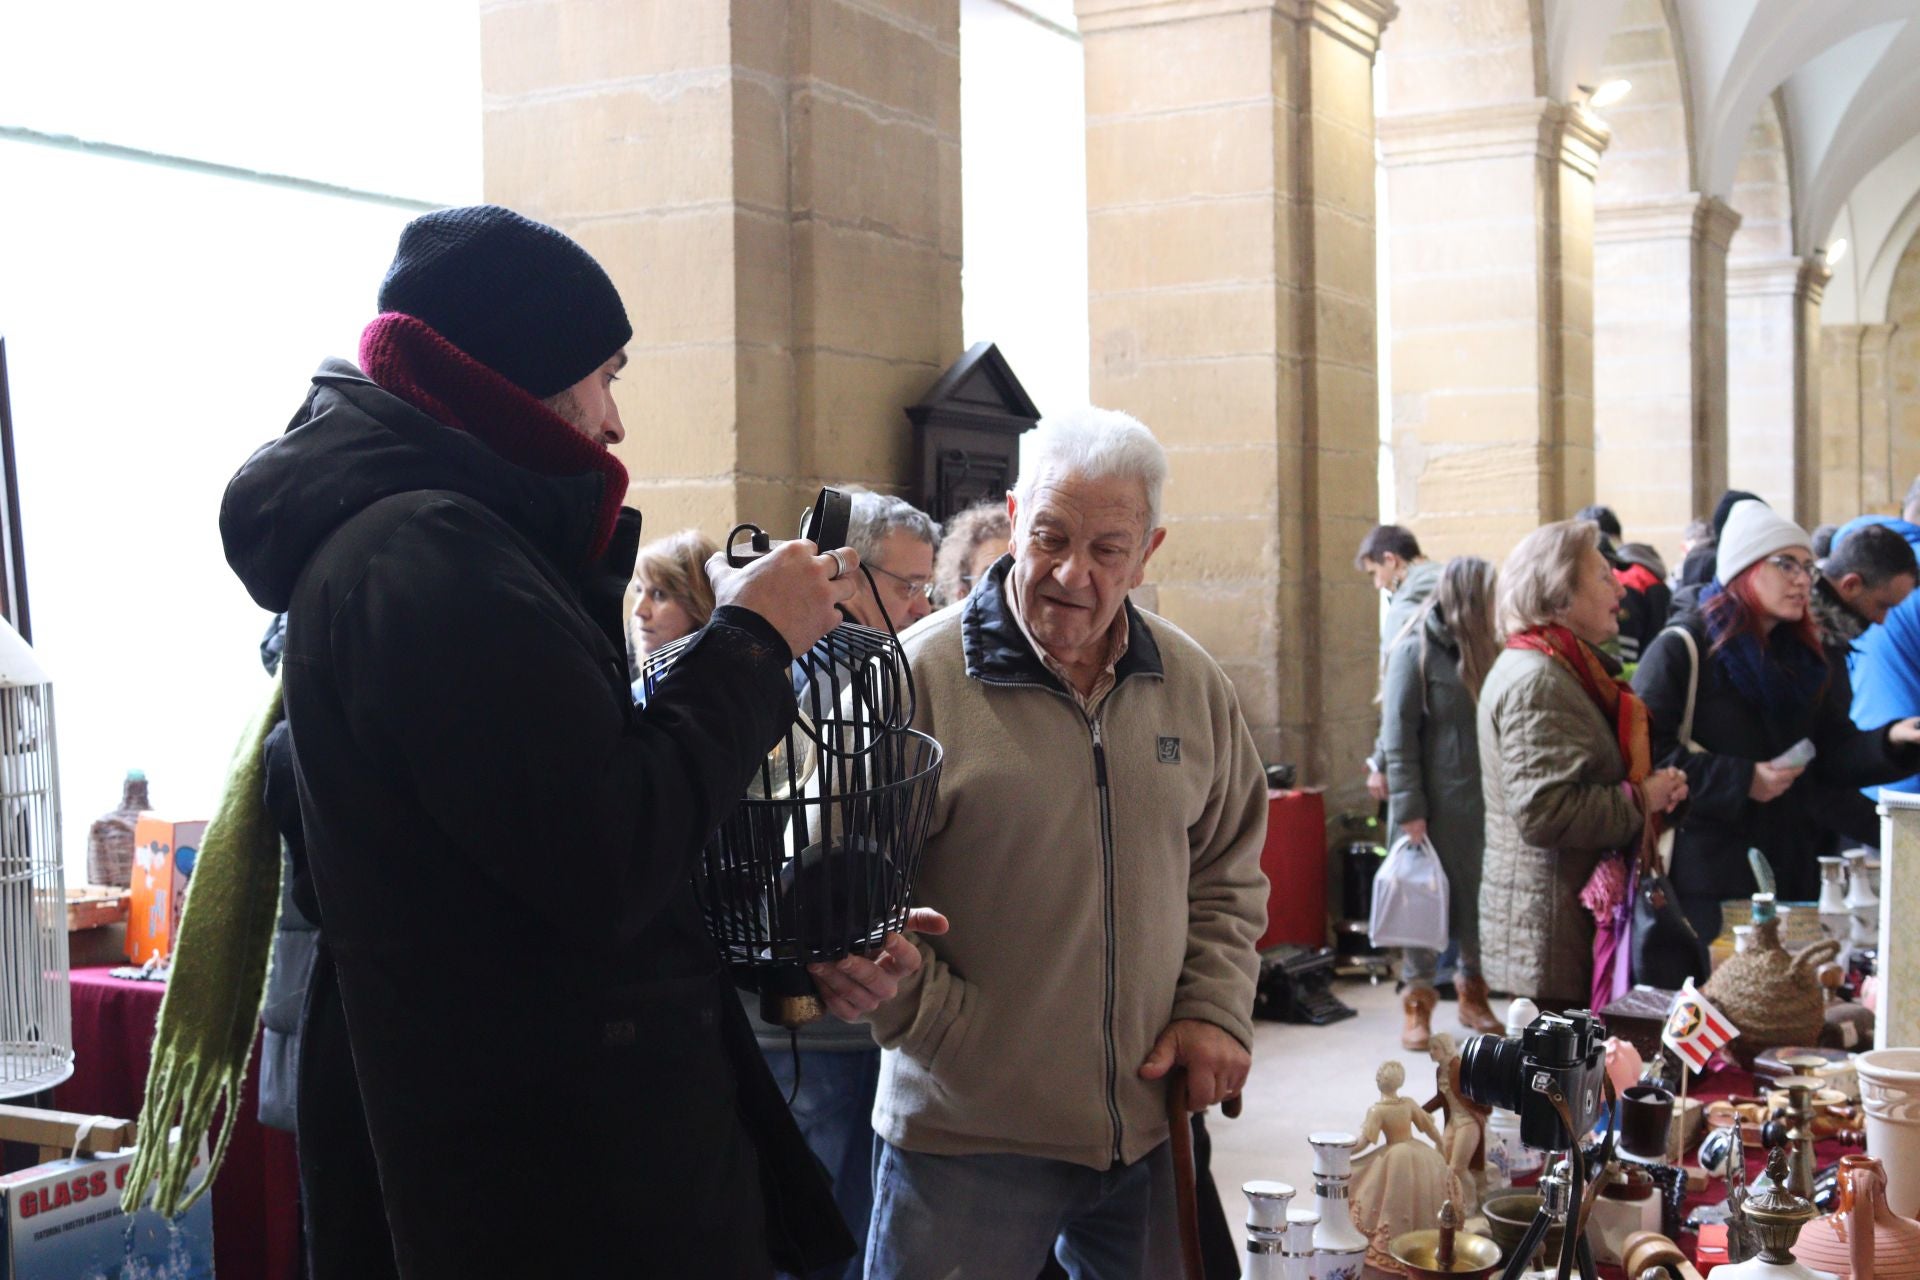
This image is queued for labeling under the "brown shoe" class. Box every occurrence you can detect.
[1456,975,1503,1034]
[1402,987,1437,1051]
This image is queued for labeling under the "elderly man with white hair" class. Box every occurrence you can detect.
[843,406,1269,1279]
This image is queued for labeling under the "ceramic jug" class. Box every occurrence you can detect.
[1702,917,1840,1067]
[1794,1156,1920,1280]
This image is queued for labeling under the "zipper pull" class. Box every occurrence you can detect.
[1092,717,1108,787]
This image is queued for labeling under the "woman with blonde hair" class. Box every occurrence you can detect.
[1380,555,1503,1048]
[629,529,718,676]
[1477,520,1688,1008]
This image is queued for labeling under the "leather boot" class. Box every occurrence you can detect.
[1401,987,1437,1051]
[1456,974,1503,1034]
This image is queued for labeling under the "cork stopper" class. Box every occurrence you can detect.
[1744,1147,1817,1264]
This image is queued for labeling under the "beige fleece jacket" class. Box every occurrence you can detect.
[864,581,1269,1169]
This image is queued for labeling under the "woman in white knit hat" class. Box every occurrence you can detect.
[1632,499,1920,946]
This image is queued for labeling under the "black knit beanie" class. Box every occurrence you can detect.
[376,205,632,399]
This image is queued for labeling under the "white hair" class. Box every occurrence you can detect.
[846,490,939,564]
[1013,406,1168,534]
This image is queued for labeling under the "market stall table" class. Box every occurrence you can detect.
[52,965,300,1280]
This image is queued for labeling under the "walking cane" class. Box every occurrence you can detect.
[1167,1070,1245,1280]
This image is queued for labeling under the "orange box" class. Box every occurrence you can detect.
[126,816,206,965]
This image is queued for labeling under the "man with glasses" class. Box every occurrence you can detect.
[753,487,940,1280]
[840,491,939,632]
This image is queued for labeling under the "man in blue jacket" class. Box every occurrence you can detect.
[1839,478,1920,798]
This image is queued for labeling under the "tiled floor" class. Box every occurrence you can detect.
[1208,976,1495,1251]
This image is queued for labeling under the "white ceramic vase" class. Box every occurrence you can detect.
[1849,852,1881,949]
[1310,1131,1369,1280]
[1860,1049,1920,1219]
[1244,1182,1295,1280]
[1284,1207,1321,1280]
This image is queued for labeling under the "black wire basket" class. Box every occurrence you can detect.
[640,619,942,1027]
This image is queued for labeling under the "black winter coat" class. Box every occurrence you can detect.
[1631,613,1920,905]
[221,360,849,1278]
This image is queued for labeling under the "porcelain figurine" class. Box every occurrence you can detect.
[1429,1033,1489,1216]
[1352,1061,1456,1273]
[1796,1155,1920,1280]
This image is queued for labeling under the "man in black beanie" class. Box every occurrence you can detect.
[220,205,934,1278]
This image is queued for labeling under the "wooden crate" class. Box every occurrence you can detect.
[66,886,129,932]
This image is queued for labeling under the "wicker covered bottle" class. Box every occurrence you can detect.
[85,770,149,887]
[1702,913,1839,1068]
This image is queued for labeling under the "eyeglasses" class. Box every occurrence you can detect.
[868,563,934,602]
[1765,554,1819,581]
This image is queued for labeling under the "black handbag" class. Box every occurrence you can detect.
[1630,626,1711,990]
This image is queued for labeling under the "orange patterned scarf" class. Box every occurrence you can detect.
[1506,625,1653,785]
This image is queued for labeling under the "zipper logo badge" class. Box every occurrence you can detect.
[1156,736,1181,764]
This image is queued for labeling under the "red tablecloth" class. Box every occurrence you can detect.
[52,966,300,1280]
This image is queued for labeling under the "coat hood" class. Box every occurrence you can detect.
[221,359,608,613]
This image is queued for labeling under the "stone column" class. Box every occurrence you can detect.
[1379,101,1609,555]
[1593,195,1739,560]
[480,0,963,534]
[1079,0,1394,784]
[1725,256,1827,523]
[1821,324,1867,521]
[1821,322,1907,518]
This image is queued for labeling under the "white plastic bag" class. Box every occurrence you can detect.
[1368,834,1450,951]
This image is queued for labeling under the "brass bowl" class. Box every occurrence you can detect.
[1389,1228,1503,1280]
[1483,1193,1562,1268]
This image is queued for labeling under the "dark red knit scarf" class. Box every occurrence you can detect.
[358,312,629,560]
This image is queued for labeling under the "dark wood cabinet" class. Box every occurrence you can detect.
[906,342,1039,522]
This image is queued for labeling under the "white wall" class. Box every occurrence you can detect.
[0,1,479,876]
[959,0,1090,422]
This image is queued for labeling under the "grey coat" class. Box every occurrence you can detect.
[1376,559,1443,761]
[1477,647,1642,1004]
[1381,608,1485,954]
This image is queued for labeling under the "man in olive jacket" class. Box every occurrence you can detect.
[220,206,921,1278]
[855,408,1269,1279]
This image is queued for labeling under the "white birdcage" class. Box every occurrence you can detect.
[0,616,71,1097]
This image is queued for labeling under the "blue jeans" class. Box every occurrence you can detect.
[865,1140,1179,1280]
[763,1047,881,1280]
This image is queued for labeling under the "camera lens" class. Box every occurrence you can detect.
[1458,1032,1526,1114]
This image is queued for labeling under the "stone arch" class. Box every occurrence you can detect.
[1729,92,1794,261]
[1592,0,1694,199]
[1591,0,1731,561]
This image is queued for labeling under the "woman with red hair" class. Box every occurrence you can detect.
[1633,500,1920,946]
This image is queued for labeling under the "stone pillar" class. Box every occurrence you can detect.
[1821,322,1907,518]
[1821,324,1867,521]
[1380,101,1609,554]
[1593,195,1739,561]
[1724,256,1827,523]
[1860,323,1901,514]
[480,0,963,535]
[1079,0,1394,785]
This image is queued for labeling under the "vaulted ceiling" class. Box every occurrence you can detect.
[1544,0,1920,323]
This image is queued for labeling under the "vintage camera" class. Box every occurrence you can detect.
[1459,1010,1608,1152]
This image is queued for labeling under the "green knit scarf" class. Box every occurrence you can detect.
[121,681,285,1217]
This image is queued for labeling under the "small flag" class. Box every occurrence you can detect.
[1663,978,1738,1070]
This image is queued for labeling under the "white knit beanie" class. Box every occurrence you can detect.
[1716,499,1811,584]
